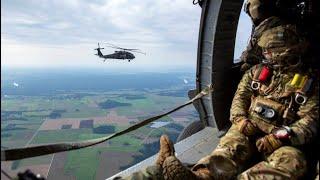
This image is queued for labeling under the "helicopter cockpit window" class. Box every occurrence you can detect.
[234,3,252,63]
[1,1,201,179]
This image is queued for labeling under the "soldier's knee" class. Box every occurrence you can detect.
[267,146,307,177]
[211,126,252,163]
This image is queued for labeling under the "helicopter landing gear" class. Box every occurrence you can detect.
[128,60,131,62]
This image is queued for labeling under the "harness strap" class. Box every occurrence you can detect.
[1,85,214,161]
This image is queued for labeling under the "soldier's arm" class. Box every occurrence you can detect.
[290,83,319,146]
[229,68,254,124]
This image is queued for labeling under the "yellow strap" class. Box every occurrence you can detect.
[290,74,308,89]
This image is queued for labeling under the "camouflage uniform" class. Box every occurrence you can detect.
[213,65,318,179]
[115,165,163,180]
[162,25,318,180]
[117,24,319,180]
[119,61,319,180]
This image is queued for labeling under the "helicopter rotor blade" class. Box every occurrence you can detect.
[103,42,145,54]
[129,49,146,55]
[104,43,140,51]
[123,48,140,51]
[104,43,123,49]
[133,51,146,55]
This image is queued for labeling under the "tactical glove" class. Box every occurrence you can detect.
[256,134,282,154]
[235,118,260,136]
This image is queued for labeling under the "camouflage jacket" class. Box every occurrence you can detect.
[230,64,319,146]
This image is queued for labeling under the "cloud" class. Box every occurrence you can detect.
[13,82,19,87]
[1,0,251,69]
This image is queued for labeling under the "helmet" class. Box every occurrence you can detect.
[258,24,309,69]
[244,0,276,25]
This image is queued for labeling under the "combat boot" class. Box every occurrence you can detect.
[155,135,175,167]
[162,155,237,180]
[163,156,210,180]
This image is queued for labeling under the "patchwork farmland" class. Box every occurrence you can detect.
[1,87,198,179]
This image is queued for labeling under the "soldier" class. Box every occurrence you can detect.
[239,0,316,71]
[158,24,319,179]
[117,24,318,180]
[240,0,279,71]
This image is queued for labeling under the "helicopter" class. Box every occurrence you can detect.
[94,43,146,62]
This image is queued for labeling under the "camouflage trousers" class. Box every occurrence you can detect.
[114,165,163,180]
[200,125,307,179]
[116,125,307,180]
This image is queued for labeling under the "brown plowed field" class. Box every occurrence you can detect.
[47,153,76,180]
[1,161,50,180]
[39,111,137,131]
[96,151,140,179]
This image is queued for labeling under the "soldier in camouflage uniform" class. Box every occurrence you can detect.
[240,0,318,72]
[117,24,318,180]
[159,24,318,179]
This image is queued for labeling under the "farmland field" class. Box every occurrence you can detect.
[1,69,199,179]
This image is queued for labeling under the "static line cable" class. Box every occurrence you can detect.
[1,85,214,161]
[1,169,13,180]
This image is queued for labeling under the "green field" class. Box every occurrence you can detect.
[1,89,198,179]
[32,129,94,144]
[65,147,104,180]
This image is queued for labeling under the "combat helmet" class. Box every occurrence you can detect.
[244,0,276,25]
[258,24,309,70]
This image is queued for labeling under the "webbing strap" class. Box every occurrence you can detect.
[1,85,213,161]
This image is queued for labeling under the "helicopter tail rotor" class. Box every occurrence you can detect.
[94,43,105,57]
[95,43,104,50]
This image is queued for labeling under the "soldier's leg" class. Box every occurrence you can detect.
[191,125,254,178]
[161,125,254,180]
[209,124,254,167]
[238,146,307,180]
[114,165,164,180]
[114,135,175,180]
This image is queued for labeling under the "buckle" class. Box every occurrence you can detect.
[251,81,260,90]
[295,93,307,105]
[254,104,276,120]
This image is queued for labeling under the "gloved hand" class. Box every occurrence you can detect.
[256,134,282,154]
[235,118,261,136]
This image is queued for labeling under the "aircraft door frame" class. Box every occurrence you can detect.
[193,0,244,132]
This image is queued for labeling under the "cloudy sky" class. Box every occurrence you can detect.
[1,0,251,71]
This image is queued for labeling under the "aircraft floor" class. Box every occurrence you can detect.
[107,127,219,179]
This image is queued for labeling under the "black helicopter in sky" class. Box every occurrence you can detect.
[94,43,146,62]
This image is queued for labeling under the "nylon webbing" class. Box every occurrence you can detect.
[1,85,213,161]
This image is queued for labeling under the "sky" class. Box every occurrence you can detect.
[1,0,252,72]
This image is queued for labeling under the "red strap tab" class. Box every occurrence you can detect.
[258,66,270,82]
